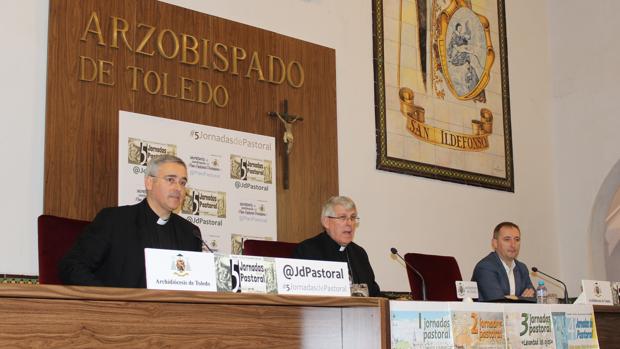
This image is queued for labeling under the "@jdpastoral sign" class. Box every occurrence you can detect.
[275,258,351,297]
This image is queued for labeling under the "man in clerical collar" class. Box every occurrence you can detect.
[293,196,381,297]
[59,155,202,288]
[471,222,535,301]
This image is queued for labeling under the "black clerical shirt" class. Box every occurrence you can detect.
[143,202,181,250]
[292,231,381,296]
[58,199,202,288]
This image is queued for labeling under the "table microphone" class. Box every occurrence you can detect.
[192,228,215,253]
[531,267,569,304]
[390,247,427,301]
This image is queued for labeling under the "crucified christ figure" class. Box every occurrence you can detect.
[268,100,303,190]
[272,111,303,154]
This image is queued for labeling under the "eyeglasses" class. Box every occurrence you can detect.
[151,175,188,188]
[327,216,360,224]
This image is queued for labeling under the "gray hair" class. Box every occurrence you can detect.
[145,154,187,177]
[321,196,357,218]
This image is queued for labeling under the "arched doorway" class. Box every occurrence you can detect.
[590,159,620,281]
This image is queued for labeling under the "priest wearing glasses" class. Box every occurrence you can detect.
[293,196,381,296]
[59,155,202,288]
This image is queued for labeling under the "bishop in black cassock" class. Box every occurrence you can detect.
[292,196,381,297]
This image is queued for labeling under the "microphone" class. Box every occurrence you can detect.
[192,228,214,253]
[390,247,427,301]
[531,267,569,304]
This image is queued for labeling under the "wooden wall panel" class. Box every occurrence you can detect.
[44,0,338,242]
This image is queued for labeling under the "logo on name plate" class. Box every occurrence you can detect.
[594,282,602,298]
[172,253,190,277]
[457,283,465,298]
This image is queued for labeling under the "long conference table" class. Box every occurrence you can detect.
[0,283,389,348]
[1,283,620,348]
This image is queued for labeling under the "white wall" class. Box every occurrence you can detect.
[1,0,571,296]
[162,0,558,293]
[548,0,620,294]
[0,1,48,274]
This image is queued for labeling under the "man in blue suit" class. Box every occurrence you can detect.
[472,222,535,301]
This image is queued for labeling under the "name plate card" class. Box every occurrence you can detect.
[274,258,351,297]
[145,248,217,292]
[214,255,276,294]
[581,280,613,305]
[455,281,479,299]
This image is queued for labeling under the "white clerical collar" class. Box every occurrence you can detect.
[157,217,169,225]
[339,245,346,252]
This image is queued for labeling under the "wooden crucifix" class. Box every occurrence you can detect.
[268,99,303,190]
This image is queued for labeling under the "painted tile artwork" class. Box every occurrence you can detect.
[374,0,513,191]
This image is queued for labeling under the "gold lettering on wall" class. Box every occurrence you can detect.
[46,0,339,246]
[77,11,306,107]
[125,65,229,107]
[79,56,115,86]
[80,12,105,46]
[246,51,265,81]
[136,24,156,56]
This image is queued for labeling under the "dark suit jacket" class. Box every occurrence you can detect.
[471,251,534,301]
[59,199,201,288]
[292,232,381,297]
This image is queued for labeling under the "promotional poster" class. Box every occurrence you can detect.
[119,111,277,254]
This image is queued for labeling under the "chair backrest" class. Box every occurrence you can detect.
[242,239,297,258]
[404,252,463,301]
[37,215,90,284]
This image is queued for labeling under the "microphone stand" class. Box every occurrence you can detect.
[532,267,569,304]
[193,228,215,253]
[391,247,427,301]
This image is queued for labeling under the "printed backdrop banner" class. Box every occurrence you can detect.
[449,302,505,348]
[503,304,555,348]
[390,301,453,349]
[389,302,600,349]
[119,111,276,254]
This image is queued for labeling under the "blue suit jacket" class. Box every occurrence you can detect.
[471,252,534,301]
